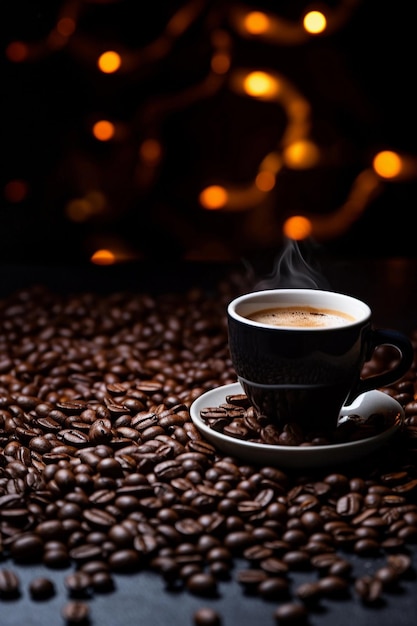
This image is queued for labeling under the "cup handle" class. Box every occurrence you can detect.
[345,329,414,405]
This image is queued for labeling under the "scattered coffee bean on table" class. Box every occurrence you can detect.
[274,602,308,623]
[29,577,56,600]
[0,568,20,598]
[61,600,90,624]
[193,606,222,626]
[0,282,416,626]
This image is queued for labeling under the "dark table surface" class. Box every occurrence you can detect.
[1,256,417,626]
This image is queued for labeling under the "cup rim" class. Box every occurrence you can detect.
[227,288,371,330]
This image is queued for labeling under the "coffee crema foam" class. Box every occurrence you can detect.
[247,305,356,328]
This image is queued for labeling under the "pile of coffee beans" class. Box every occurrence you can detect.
[0,281,417,625]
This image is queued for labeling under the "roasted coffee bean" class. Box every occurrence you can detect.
[224,421,249,439]
[336,492,363,516]
[273,602,308,624]
[225,393,250,407]
[328,558,352,577]
[60,430,90,447]
[281,550,310,571]
[374,565,401,589]
[387,553,412,574]
[83,508,117,529]
[193,607,222,626]
[260,556,289,574]
[317,575,350,598]
[0,568,20,597]
[69,544,105,564]
[282,529,308,547]
[258,576,290,600]
[186,572,218,597]
[354,575,383,604]
[64,571,92,597]
[90,570,115,593]
[88,419,113,444]
[29,576,56,599]
[79,560,111,576]
[236,568,268,592]
[295,580,322,603]
[243,544,274,562]
[10,533,44,563]
[108,549,141,572]
[61,600,90,624]
[353,538,381,555]
[224,530,255,553]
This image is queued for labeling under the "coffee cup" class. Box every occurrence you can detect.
[227,288,413,435]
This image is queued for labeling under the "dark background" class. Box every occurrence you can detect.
[2,0,417,266]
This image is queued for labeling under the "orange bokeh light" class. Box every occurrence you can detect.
[97,51,121,74]
[243,11,270,35]
[92,120,115,141]
[57,17,76,37]
[283,215,312,240]
[372,150,403,179]
[199,185,228,210]
[6,41,28,62]
[90,249,116,265]
[4,179,29,203]
[243,71,280,98]
[211,52,230,74]
[255,171,275,192]
[139,139,162,163]
[303,11,327,34]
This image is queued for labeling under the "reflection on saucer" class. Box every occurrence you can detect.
[190,383,404,469]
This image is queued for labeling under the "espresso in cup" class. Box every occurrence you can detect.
[227,289,413,435]
[246,305,355,328]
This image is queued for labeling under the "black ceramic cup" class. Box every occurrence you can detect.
[227,289,413,434]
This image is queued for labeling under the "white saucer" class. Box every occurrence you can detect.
[189,382,404,469]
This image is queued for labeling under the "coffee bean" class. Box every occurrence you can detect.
[69,544,105,564]
[354,575,383,604]
[61,600,90,624]
[258,576,290,600]
[44,544,71,568]
[59,429,90,447]
[83,508,117,529]
[186,572,218,597]
[193,607,222,626]
[243,544,274,562]
[317,575,350,598]
[88,419,113,444]
[336,492,363,516]
[108,549,141,572]
[387,553,412,574]
[236,568,268,592]
[353,538,381,555]
[295,580,322,603]
[273,602,308,624]
[65,571,92,596]
[10,533,44,563]
[79,560,111,576]
[90,570,115,593]
[29,576,56,599]
[0,568,20,597]
[328,558,352,577]
[281,551,310,571]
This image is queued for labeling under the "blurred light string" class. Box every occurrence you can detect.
[4,0,417,262]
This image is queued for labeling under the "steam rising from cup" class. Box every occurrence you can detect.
[253,238,330,291]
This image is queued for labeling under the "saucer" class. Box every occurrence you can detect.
[189,382,404,469]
